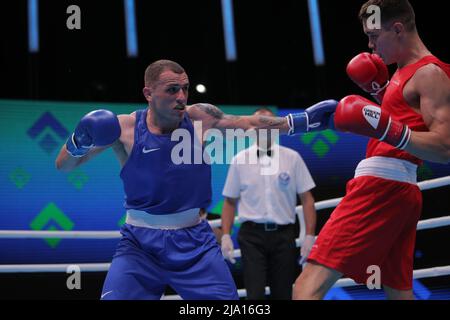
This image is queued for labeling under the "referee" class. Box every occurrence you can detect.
[221,108,317,300]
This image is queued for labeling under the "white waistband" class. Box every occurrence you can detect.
[354,157,418,184]
[125,208,201,230]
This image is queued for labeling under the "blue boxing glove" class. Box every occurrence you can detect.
[286,99,338,135]
[66,109,121,157]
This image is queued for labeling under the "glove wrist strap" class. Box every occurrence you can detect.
[66,133,92,158]
[286,112,308,136]
[380,119,411,150]
[370,80,389,96]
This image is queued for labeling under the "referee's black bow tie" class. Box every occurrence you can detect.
[257,149,273,157]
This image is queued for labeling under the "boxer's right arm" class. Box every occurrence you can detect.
[55,144,111,172]
[334,95,411,150]
[55,110,121,172]
[334,82,450,164]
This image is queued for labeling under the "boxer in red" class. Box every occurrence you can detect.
[293,0,450,300]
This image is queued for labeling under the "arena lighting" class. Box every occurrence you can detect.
[124,0,138,57]
[196,84,207,94]
[28,0,39,53]
[221,0,237,61]
[307,0,325,66]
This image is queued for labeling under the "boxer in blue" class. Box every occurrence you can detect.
[55,59,337,300]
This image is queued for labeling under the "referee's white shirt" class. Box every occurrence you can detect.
[222,144,316,225]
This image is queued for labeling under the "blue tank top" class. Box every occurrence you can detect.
[120,109,212,214]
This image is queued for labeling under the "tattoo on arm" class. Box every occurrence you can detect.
[195,103,224,120]
[257,116,286,127]
[193,103,286,130]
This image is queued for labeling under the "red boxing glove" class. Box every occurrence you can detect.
[334,95,411,150]
[346,53,389,103]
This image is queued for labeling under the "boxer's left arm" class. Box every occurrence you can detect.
[402,65,450,164]
[187,103,289,133]
[187,100,338,134]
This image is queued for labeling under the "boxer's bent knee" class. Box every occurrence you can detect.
[293,261,342,300]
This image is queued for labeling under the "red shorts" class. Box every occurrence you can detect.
[308,176,422,290]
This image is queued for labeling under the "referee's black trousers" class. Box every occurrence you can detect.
[237,221,299,300]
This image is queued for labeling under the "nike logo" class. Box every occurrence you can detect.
[101,290,113,299]
[142,147,160,154]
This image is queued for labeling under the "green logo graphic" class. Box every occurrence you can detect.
[9,167,31,189]
[118,214,126,227]
[301,130,339,158]
[30,203,74,248]
[211,200,225,215]
[68,169,89,190]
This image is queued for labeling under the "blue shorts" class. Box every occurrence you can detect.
[101,220,238,300]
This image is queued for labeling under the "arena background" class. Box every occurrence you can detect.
[0,0,449,300]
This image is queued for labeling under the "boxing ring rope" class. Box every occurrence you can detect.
[0,215,448,273]
[1,176,448,241]
[0,176,449,299]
